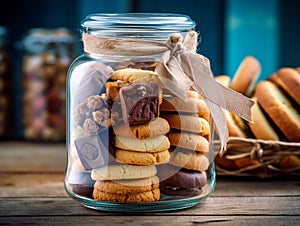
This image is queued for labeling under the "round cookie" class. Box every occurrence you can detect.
[115,149,170,166]
[169,149,210,172]
[160,113,210,136]
[115,135,170,152]
[93,187,160,203]
[113,117,170,139]
[160,97,210,122]
[93,176,159,194]
[276,67,300,105]
[157,164,207,196]
[167,131,209,153]
[230,56,261,96]
[91,164,157,181]
[255,81,300,142]
[224,110,248,138]
[248,97,279,140]
[110,68,159,83]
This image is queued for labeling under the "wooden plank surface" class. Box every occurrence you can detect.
[0,142,299,225]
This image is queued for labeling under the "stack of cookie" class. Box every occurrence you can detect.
[158,92,211,196]
[89,68,170,203]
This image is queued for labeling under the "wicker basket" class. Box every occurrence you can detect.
[214,137,300,178]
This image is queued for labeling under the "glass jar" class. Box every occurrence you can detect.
[65,13,216,212]
[21,28,76,142]
[0,26,13,139]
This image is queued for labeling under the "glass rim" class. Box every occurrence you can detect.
[81,13,196,33]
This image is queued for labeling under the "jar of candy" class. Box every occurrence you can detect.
[65,13,219,212]
[0,26,13,139]
[22,28,76,141]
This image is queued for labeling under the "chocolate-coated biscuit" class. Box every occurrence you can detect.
[115,149,170,166]
[119,82,159,125]
[93,187,160,203]
[158,164,207,196]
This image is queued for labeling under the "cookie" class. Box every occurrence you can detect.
[160,113,210,136]
[157,164,207,196]
[115,149,170,165]
[93,187,160,203]
[110,68,159,83]
[275,67,300,105]
[230,56,261,96]
[169,149,209,172]
[91,164,157,180]
[119,82,159,125]
[115,135,170,152]
[248,97,280,140]
[93,176,159,194]
[113,117,170,139]
[167,131,209,153]
[255,81,300,141]
[160,97,210,122]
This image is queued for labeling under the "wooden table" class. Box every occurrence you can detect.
[0,142,299,225]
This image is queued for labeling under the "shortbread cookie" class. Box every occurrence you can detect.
[160,97,210,122]
[91,164,157,180]
[167,131,209,153]
[113,117,170,139]
[276,67,300,105]
[94,176,159,194]
[230,56,261,96]
[93,187,160,203]
[249,97,279,140]
[169,149,209,172]
[255,81,300,141]
[115,135,170,152]
[115,149,170,166]
[160,113,210,136]
[110,68,159,83]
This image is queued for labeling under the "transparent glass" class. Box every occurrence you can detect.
[65,13,216,212]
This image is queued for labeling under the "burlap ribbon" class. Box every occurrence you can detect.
[82,31,254,153]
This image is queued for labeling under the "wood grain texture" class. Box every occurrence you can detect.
[0,142,299,225]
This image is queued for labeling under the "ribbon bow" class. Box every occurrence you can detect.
[82,31,254,153]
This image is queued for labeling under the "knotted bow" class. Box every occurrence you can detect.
[82,31,254,153]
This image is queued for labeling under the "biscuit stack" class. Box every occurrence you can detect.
[158,92,211,195]
[90,68,170,203]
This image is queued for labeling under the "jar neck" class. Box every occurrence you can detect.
[81,13,196,56]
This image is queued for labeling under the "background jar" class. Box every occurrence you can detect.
[21,28,76,142]
[0,26,13,139]
[65,13,216,212]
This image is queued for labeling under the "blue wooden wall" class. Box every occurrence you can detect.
[1,0,299,76]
